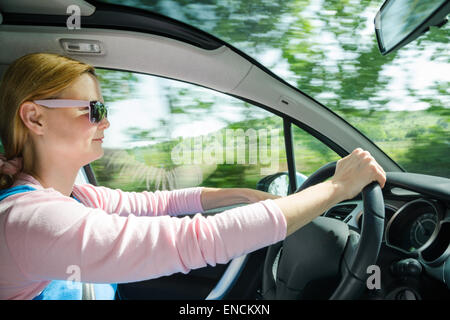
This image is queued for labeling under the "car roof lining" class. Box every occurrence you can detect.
[0,24,252,93]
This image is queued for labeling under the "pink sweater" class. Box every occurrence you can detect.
[0,172,286,300]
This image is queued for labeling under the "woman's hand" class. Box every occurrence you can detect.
[331,148,386,200]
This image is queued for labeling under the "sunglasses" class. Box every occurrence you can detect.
[33,99,108,124]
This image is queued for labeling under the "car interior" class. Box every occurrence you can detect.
[0,0,449,300]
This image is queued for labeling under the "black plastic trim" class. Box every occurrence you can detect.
[83,163,98,186]
[283,119,297,194]
[386,172,450,202]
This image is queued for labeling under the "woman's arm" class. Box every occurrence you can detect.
[4,187,287,286]
[73,183,278,217]
[72,185,205,217]
[202,148,386,235]
[200,187,280,211]
[273,179,344,236]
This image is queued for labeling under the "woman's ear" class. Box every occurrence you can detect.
[19,102,46,136]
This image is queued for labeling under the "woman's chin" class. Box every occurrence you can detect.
[95,149,105,160]
[87,148,104,164]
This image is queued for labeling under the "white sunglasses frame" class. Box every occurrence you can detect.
[33,99,108,124]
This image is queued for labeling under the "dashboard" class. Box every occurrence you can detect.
[323,172,450,300]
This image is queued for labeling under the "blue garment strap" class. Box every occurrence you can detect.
[32,280,117,300]
[0,185,37,201]
[33,280,83,300]
[0,185,117,300]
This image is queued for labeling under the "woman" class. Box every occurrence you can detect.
[0,53,386,300]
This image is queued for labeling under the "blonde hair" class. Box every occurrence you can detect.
[0,52,96,190]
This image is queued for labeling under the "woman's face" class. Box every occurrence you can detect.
[40,72,110,167]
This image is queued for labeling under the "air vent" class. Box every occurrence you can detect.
[326,204,357,221]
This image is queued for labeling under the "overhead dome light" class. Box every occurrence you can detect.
[60,39,104,55]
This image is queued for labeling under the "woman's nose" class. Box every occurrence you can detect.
[97,116,110,130]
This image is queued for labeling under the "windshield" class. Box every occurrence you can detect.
[96,0,449,178]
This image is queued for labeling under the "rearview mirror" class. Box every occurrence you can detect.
[375,0,450,55]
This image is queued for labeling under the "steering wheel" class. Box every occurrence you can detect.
[261,161,385,300]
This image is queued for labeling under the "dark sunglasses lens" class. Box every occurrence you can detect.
[90,101,108,123]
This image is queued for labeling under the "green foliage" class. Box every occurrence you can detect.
[94,69,140,104]
[397,125,450,178]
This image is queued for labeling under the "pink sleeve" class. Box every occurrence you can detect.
[5,192,287,284]
[71,184,204,217]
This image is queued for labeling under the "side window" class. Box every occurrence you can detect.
[291,125,341,181]
[91,69,287,192]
